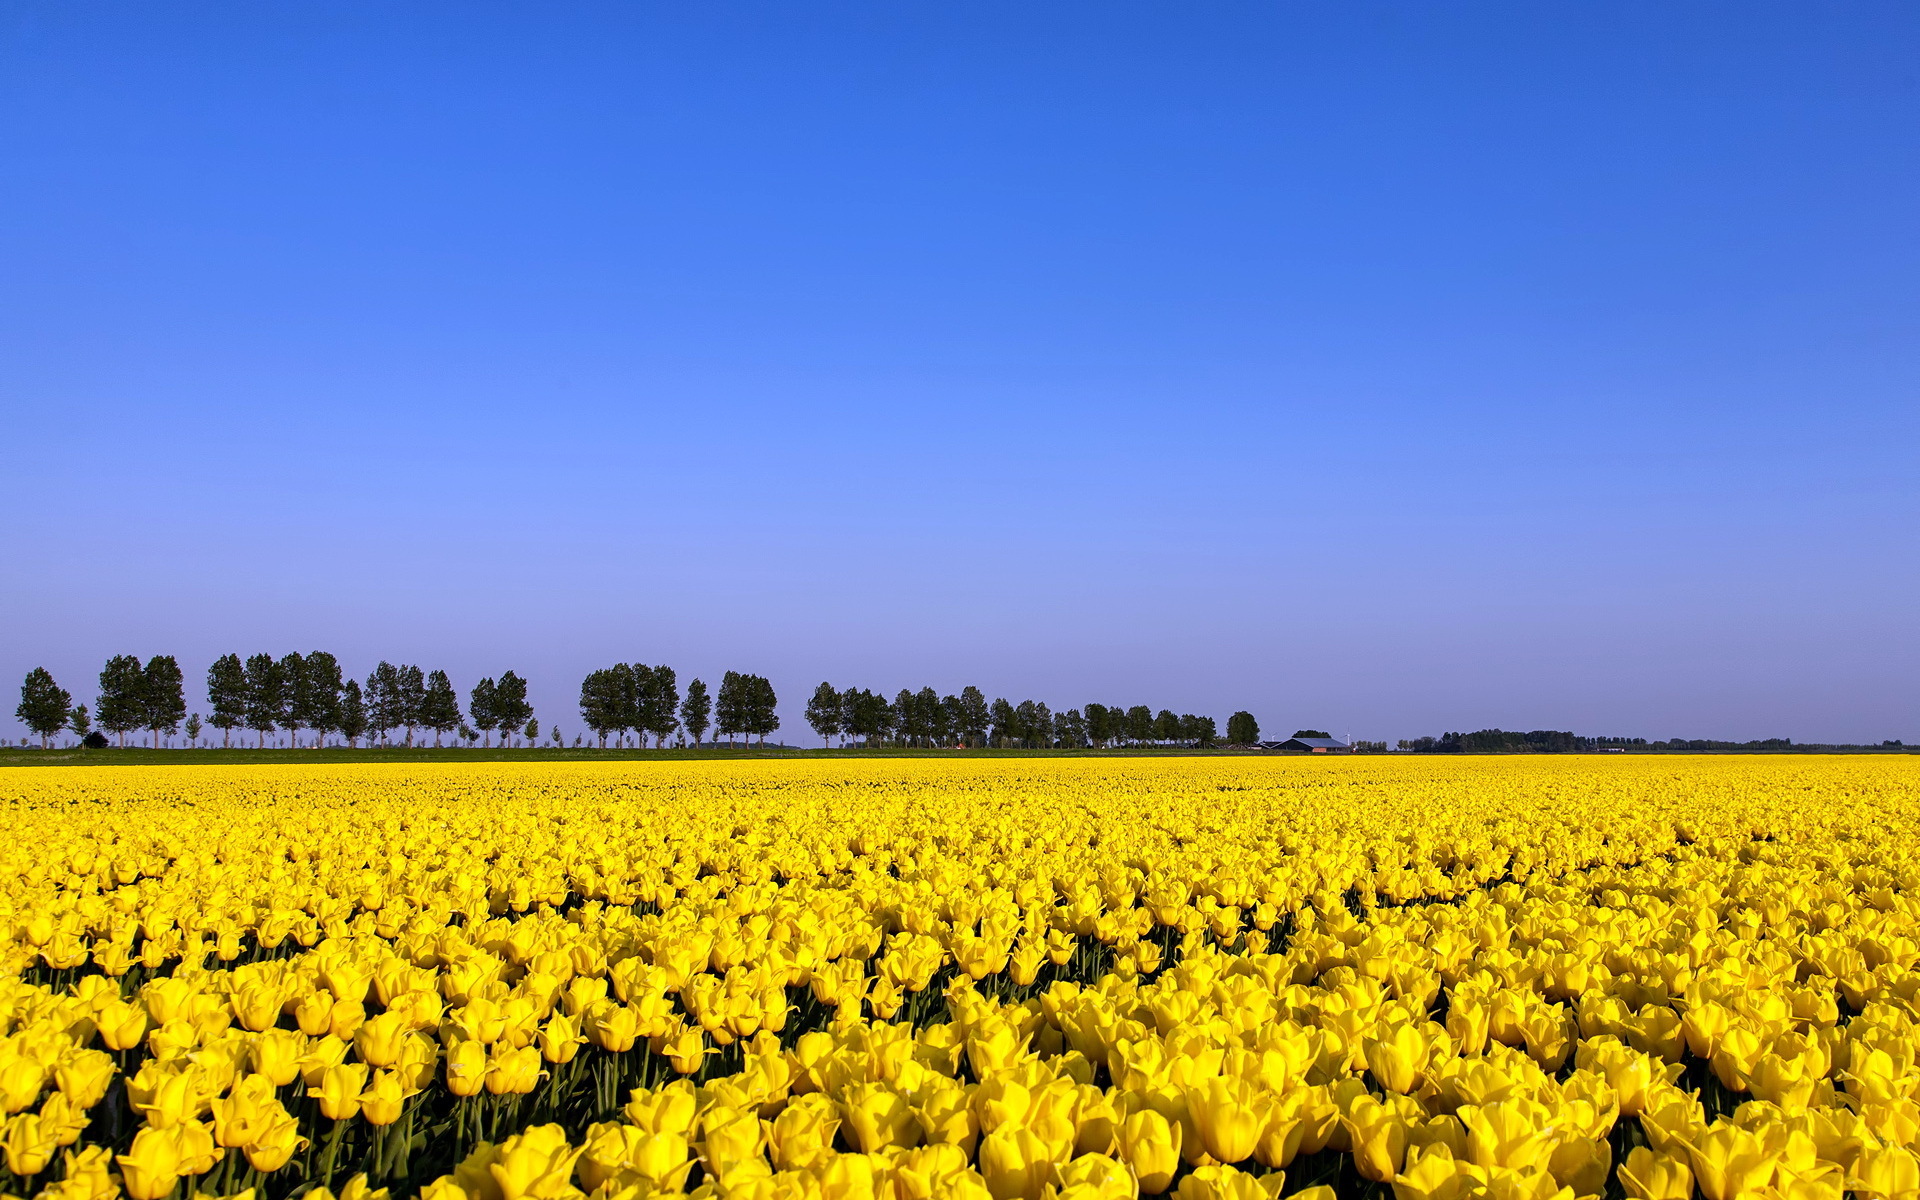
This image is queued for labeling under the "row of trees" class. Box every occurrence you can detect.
[13,658,534,749]
[799,683,1220,749]
[576,666,777,747]
[17,660,1256,753]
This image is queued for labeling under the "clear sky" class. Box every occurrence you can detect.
[3,3,1916,746]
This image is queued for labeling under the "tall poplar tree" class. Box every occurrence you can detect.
[680,679,711,746]
[805,683,841,747]
[492,672,531,745]
[206,654,247,748]
[339,680,368,748]
[468,677,498,747]
[277,652,309,748]
[243,654,286,748]
[714,671,747,746]
[16,668,71,749]
[420,670,462,745]
[96,655,147,748]
[396,664,427,746]
[642,665,679,748]
[958,687,990,748]
[302,652,345,746]
[579,668,621,747]
[364,662,403,745]
[142,656,186,748]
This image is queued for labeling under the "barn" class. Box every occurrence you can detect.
[1276,736,1351,753]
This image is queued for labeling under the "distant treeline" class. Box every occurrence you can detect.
[1395,729,1908,753]
[800,684,1222,749]
[14,656,537,749]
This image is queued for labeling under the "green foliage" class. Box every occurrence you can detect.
[1226,711,1260,745]
[15,668,72,747]
[206,654,247,746]
[142,655,186,746]
[805,682,841,746]
[680,678,711,745]
[96,654,147,746]
[242,653,286,747]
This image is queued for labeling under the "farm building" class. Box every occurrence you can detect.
[1266,736,1351,753]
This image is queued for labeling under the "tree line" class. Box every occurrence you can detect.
[801,682,1221,749]
[14,657,536,749]
[577,666,777,747]
[16,659,1261,752]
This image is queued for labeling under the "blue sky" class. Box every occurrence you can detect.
[3,2,1916,745]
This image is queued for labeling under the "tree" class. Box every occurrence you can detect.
[714,671,747,746]
[524,717,540,746]
[958,687,990,748]
[1125,706,1154,744]
[894,690,917,748]
[1292,729,1332,739]
[1154,709,1181,744]
[1191,715,1218,748]
[395,664,427,746]
[300,652,345,747]
[338,680,368,748]
[143,656,186,748]
[1084,703,1112,748]
[1055,708,1088,749]
[363,662,402,745]
[744,674,779,745]
[420,670,462,746]
[805,683,841,747]
[96,655,147,748]
[469,677,499,747]
[185,713,202,745]
[989,698,1016,748]
[681,679,711,746]
[1226,711,1259,745]
[1029,702,1054,748]
[640,666,679,748]
[492,672,531,746]
[243,654,286,748]
[16,668,71,749]
[68,705,90,742]
[277,653,309,747]
[206,654,247,748]
[580,668,622,747]
[939,694,964,748]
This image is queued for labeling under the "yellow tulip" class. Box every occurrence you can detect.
[485,1043,545,1096]
[2,1111,57,1177]
[312,1062,369,1121]
[360,1068,406,1126]
[118,1126,183,1200]
[1119,1108,1184,1195]
[1365,1023,1433,1095]
[1684,1121,1782,1200]
[1186,1076,1274,1164]
[244,1108,309,1172]
[353,1010,411,1068]
[445,1037,488,1098]
[1174,1163,1281,1200]
[1052,1152,1136,1200]
[487,1124,583,1200]
[840,1081,919,1153]
[1459,1101,1555,1175]
[979,1125,1055,1200]
[770,1094,842,1171]
[1346,1095,1412,1183]
[916,1083,982,1154]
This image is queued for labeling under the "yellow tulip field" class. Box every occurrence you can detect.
[2,755,1918,1200]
